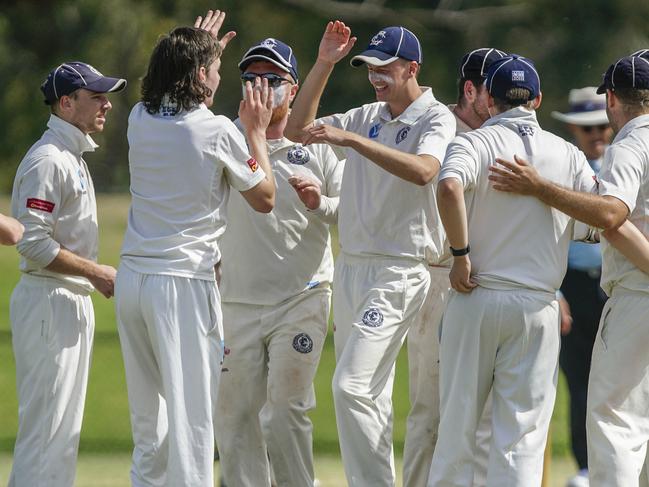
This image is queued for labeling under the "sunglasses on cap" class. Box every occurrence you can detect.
[579,124,609,133]
[240,72,292,89]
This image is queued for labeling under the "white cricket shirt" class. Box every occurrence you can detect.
[316,87,456,262]
[598,114,649,296]
[220,135,343,305]
[440,107,596,293]
[120,103,266,280]
[12,115,98,294]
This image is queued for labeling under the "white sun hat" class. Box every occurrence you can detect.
[551,87,609,126]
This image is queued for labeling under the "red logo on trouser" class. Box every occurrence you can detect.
[26,198,55,213]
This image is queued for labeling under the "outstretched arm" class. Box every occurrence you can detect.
[488,155,628,229]
[285,20,357,142]
[0,213,23,245]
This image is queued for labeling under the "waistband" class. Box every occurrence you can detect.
[610,287,649,299]
[18,274,92,296]
[338,251,425,268]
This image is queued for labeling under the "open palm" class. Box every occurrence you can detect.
[318,20,357,64]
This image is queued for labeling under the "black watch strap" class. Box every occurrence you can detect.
[450,244,470,257]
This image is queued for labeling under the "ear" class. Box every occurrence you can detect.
[487,93,496,110]
[288,83,299,104]
[57,95,74,113]
[409,61,419,77]
[606,89,616,108]
[198,65,207,82]
[532,92,542,110]
[463,80,477,103]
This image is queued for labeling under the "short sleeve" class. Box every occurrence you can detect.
[438,134,479,189]
[571,147,597,193]
[216,122,266,192]
[416,109,457,162]
[597,144,644,213]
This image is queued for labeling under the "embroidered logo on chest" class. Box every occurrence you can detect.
[369,123,382,139]
[395,126,411,144]
[287,145,310,165]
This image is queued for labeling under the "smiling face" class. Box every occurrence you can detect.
[57,88,112,135]
[366,59,416,103]
[243,60,297,125]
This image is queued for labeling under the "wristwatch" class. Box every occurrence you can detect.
[450,244,470,257]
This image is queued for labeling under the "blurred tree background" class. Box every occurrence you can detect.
[1,0,648,192]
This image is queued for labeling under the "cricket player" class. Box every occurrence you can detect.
[488,54,649,487]
[9,61,126,487]
[429,54,601,486]
[214,38,344,487]
[115,11,276,487]
[0,213,23,245]
[286,21,456,486]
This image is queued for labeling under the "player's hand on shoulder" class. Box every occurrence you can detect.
[289,174,322,210]
[194,9,236,51]
[318,20,357,65]
[488,155,543,196]
[449,255,477,293]
[89,264,117,299]
[239,77,273,134]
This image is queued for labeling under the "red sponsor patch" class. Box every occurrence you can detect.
[26,198,55,213]
[246,157,259,173]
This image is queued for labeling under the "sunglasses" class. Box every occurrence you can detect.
[240,72,292,89]
[580,124,609,133]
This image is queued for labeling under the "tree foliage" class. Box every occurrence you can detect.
[0,0,647,191]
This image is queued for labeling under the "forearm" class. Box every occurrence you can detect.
[535,182,625,229]
[46,247,99,279]
[309,195,338,224]
[437,178,469,249]
[0,214,24,245]
[602,220,649,275]
[285,60,335,142]
[347,135,440,185]
[246,129,276,195]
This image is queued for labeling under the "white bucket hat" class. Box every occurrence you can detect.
[551,87,609,126]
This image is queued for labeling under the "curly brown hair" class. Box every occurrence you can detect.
[141,27,221,114]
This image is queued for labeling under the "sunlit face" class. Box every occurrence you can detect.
[243,60,296,125]
[367,59,413,102]
[569,123,613,160]
[60,88,112,135]
[203,57,222,107]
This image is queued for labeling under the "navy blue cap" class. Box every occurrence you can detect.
[485,54,540,101]
[459,48,508,80]
[350,26,422,67]
[631,48,649,60]
[41,61,127,105]
[598,55,649,94]
[239,38,298,82]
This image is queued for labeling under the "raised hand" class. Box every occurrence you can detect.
[318,20,357,65]
[194,9,236,52]
[303,123,354,147]
[239,77,273,134]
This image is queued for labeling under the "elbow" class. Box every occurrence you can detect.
[284,124,306,144]
[414,169,437,186]
[1,227,23,246]
[599,210,626,231]
[437,178,460,202]
[253,195,275,214]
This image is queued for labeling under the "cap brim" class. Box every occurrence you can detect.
[350,50,398,67]
[551,109,609,125]
[86,77,127,94]
[238,54,297,81]
[596,83,607,94]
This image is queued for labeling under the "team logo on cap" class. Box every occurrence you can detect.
[292,333,314,353]
[370,31,387,46]
[395,127,411,144]
[512,70,525,82]
[287,145,310,165]
[369,123,382,139]
[261,38,278,48]
[362,307,384,327]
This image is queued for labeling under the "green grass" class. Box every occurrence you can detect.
[0,195,572,465]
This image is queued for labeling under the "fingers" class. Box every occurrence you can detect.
[494,157,518,172]
[194,16,203,28]
[219,31,237,50]
[513,154,530,166]
[488,165,514,177]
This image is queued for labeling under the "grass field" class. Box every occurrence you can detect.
[0,195,577,484]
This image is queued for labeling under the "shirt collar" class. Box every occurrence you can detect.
[47,114,98,156]
[378,87,436,125]
[448,104,473,133]
[612,114,649,144]
[482,106,539,128]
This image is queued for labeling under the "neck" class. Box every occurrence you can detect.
[266,115,288,140]
[453,104,484,131]
[387,81,422,118]
[55,113,90,136]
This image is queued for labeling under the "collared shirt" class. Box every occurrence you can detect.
[448,104,473,134]
[120,102,266,280]
[12,114,99,294]
[440,107,596,293]
[316,87,456,262]
[220,135,344,305]
[598,114,649,295]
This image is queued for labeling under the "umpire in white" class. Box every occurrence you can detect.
[431,55,598,486]
[9,62,126,487]
[214,38,344,487]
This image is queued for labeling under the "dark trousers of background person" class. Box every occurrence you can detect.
[559,267,607,471]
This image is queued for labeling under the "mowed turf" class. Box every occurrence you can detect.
[0,195,571,461]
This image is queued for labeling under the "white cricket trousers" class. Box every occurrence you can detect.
[215,286,331,487]
[115,265,223,487]
[587,290,649,487]
[332,252,430,487]
[8,275,94,487]
[428,287,560,487]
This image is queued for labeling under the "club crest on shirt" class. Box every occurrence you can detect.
[362,307,384,327]
[518,125,534,137]
[369,123,382,139]
[395,126,411,144]
[77,167,86,191]
[287,145,310,165]
[292,333,314,353]
[370,31,387,46]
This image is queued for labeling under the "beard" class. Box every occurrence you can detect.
[270,98,290,125]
